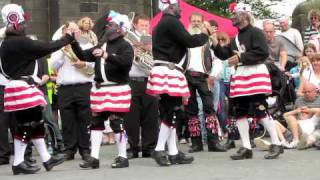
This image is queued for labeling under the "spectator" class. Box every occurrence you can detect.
[298,53,320,96]
[77,17,98,47]
[256,82,320,150]
[288,56,312,89]
[289,44,317,88]
[263,20,288,71]
[303,43,317,60]
[283,82,320,148]
[303,9,320,44]
[308,23,320,52]
[279,17,304,51]
[209,31,235,149]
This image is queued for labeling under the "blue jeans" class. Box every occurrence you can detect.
[197,80,229,135]
[197,92,207,142]
[217,80,229,132]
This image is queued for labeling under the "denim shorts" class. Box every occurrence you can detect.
[284,129,294,143]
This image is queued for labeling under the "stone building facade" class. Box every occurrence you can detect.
[1,0,154,40]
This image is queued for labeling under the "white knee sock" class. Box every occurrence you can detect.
[115,132,127,158]
[167,128,179,156]
[155,123,170,151]
[236,118,252,149]
[90,130,103,159]
[31,138,51,163]
[260,116,281,145]
[13,139,28,166]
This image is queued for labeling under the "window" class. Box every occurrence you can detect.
[80,0,98,13]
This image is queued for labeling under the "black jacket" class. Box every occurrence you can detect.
[213,24,269,65]
[152,14,208,64]
[72,37,133,84]
[0,34,73,79]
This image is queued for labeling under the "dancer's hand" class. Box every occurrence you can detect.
[207,76,215,91]
[92,48,108,59]
[228,55,239,66]
[72,60,86,69]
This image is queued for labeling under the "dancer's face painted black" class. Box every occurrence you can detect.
[104,22,122,41]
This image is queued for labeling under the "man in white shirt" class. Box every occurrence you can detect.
[278,82,320,149]
[123,14,159,159]
[51,23,94,161]
[279,17,304,52]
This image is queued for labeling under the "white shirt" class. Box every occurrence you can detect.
[302,68,320,90]
[187,46,205,73]
[51,49,94,85]
[129,30,148,77]
[298,115,319,135]
[308,34,320,52]
[210,57,223,78]
[280,28,304,51]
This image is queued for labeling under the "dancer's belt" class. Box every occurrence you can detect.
[153,62,184,73]
[95,82,126,89]
[186,71,208,78]
[18,76,38,86]
[18,120,44,128]
[130,77,148,82]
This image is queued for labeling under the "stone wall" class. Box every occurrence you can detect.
[3,0,152,40]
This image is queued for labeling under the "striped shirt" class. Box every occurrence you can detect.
[303,26,319,44]
[295,96,320,108]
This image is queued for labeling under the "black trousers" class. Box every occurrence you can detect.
[91,112,125,133]
[0,87,42,161]
[229,94,268,119]
[58,83,91,156]
[175,108,189,140]
[159,94,182,126]
[0,86,15,161]
[185,72,215,117]
[124,79,159,153]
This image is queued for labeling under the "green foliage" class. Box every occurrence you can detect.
[185,0,279,19]
[185,0,234,18]
[249,0,279,19]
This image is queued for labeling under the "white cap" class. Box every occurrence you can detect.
[107,10,131,32]
[158,0,178,11]
[233,3,252,13]
[1,4,25,27]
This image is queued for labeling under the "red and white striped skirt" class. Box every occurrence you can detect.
[229,64,272,98]
[4,80,47,112]
[90,84,131,113]
[146,65,190,97]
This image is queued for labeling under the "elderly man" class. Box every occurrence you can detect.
[213,3,283,160]
[284,82,320,148]
[185,12,226,153]
[256,82,320,150]
[279,17,304,51]
[263,20,288,71]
